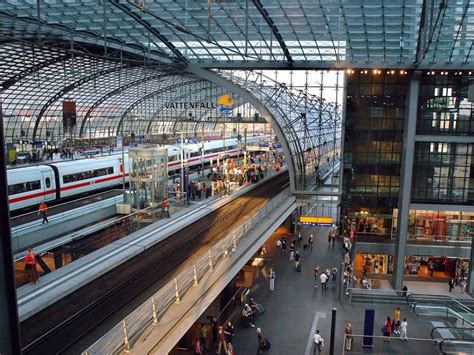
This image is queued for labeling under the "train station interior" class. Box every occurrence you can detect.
[1,1,474,354]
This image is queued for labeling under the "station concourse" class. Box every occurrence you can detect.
[1,1,474,354]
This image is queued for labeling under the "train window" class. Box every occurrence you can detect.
[190,151,200,157]
[63,166,114,183]
[8,180,41,195]
[45,177,51,188]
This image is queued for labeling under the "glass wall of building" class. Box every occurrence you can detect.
[342,70,408,218]
[412,142,474,204]
[417,72,474,135]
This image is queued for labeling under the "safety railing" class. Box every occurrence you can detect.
[408,294,474,327]
[341,334,442,355]
[83,187,290,354]
[431,325,474,342]
[347,287,411,304]
[439,339,474,354]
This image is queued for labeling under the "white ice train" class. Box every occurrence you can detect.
[7,136,269,211]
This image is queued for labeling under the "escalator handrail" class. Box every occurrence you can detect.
[409,294,473,315]
[430,325,474,340]
[439,338,474,354]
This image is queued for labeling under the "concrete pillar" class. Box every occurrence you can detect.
[393,71,421,290]
[0,100,21,354]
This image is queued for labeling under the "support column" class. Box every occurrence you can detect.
[393,71,421,290]
[0,100,21,354]
[468,237,474,294]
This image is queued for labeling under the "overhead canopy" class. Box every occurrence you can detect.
[1,0,472,69]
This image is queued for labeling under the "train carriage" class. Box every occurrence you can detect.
[8,166,56,210]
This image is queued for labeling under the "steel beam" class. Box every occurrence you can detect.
[250,0,293,64]
[0,99,21,355]
[108,0,187,63]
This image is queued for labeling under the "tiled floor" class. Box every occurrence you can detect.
[229,225,471,354]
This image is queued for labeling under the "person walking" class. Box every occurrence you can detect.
[314,265,320,288]
[344,322,353,351]
[320,272,328,290]
[393,307,401,334]
[38,201,48,224]
[24,248,39,284]
[400,318,408,341]
[269,268,276,291]
[313,330,324,354]
[449,277,455,292]
[308,234,314,252]
[294,251,301,270]
[256,328,265,354]
[289,242,295,261]
[383,316,392,342]
[402,284,408,298]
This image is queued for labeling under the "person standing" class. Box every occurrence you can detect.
[393,307,401,334]
[216,325,227,354]
[24,248,39,284]
[289,242,295,260]
[313,330,324,354]
[344,322,353,351]
[269,268,276,291]
[161,198,170,218]
[308,234,314,252]
[38,201,48,224]
[200,324,208,351]
[193,337,203,355]
[400,318,408,341]
[402,284,408,298]
[224,321,234,345]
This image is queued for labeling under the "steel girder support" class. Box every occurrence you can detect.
[108,0,187,63]
[250,0,293,64]
[32,65,127,140]
[117,79,205,135]
[187,65,297,193]
[78,72,177,137]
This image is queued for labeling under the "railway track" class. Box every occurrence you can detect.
[20,171,289,354]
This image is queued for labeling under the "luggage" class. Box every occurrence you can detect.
[303,244,308,250]
[263,338,271,350]
[296,263,302,272]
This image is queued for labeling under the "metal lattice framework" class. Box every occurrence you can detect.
[1,41,341,191]
[218,70,342,190]
[1,0,473,69]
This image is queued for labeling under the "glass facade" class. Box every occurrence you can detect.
[417,73,474,135]
[412,142,474,204]
[342,71,408,212]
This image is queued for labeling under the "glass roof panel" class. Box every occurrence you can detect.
[1,0,473,68]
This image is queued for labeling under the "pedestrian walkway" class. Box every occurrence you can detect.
[231,225,453,354]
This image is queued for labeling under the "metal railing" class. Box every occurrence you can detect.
[431,325,474,342]
[341,334,442,355]
[408,294,474,327]
[83,187,290,354]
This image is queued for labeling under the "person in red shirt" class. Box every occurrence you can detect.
[161,199,170,218]
[24,248,39,284]
[38,201,48,224]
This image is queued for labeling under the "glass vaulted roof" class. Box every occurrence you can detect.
[1,0,473,69]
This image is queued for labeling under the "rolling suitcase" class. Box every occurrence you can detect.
[264,338,271,350]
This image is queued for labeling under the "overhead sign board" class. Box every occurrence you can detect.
[299,216,333,226]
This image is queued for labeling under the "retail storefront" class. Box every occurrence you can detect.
[355,252,469,281]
